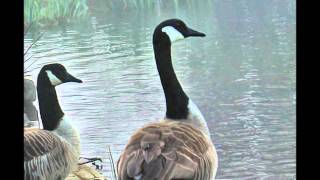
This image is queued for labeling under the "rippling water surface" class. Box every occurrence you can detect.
[24,0,296,179]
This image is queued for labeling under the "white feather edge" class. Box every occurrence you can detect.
[162,26,184,43]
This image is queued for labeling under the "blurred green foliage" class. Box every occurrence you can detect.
[24,0,88,27]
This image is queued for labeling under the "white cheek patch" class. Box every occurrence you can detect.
[46,70,62,86]
[161,26,184,43]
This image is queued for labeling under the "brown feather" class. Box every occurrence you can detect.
[118,121,218,180]
[24,128,78,180]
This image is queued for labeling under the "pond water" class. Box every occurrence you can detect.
[24,0,296,179]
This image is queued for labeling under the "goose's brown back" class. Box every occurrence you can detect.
[24,128,78,180]
[117,120,218,180]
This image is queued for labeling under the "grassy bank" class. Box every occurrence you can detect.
[24,0,212,27]
[24,0,89,27]
[88,0,212,11]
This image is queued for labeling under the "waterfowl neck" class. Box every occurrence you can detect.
[153,38,189,120]
[37,73,64,131]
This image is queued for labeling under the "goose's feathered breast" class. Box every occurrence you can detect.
[24,128,78,180]
[117,121,218,180]
[186,99,211,136]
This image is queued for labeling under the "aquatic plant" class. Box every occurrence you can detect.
[88,0,212,11]
[24,0,89,27]
[106,145,118,180]
[24,0,213,27]
[24,23,43,74]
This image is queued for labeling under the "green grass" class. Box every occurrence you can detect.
[24,0,89,27]
[89,0,212,11]
[24,0,213,27]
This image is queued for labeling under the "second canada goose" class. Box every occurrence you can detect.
[24,63,82,180]
[118,19,218,180]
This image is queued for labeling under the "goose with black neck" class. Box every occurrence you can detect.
[118,19,218,180]
[153,18,210,136]
[24,63,82,180]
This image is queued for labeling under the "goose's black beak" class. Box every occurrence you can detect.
[185,28,206,37]
[65,73,83,83]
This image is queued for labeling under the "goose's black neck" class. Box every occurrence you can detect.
[37,73,64,131]
[153,38,189,120]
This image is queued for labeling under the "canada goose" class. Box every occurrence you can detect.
[117,19,218,180]
[24,63,82,180]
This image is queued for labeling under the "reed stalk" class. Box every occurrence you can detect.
[106,145,117,180]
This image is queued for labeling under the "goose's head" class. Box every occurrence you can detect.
[153,18,206,45]
[38,63,82,87]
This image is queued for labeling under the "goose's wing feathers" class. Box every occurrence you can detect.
[24,128,65,161]
[24,128,76,180]
[117,121,217,180]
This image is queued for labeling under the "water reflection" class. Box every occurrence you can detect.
[24,0,295,179]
